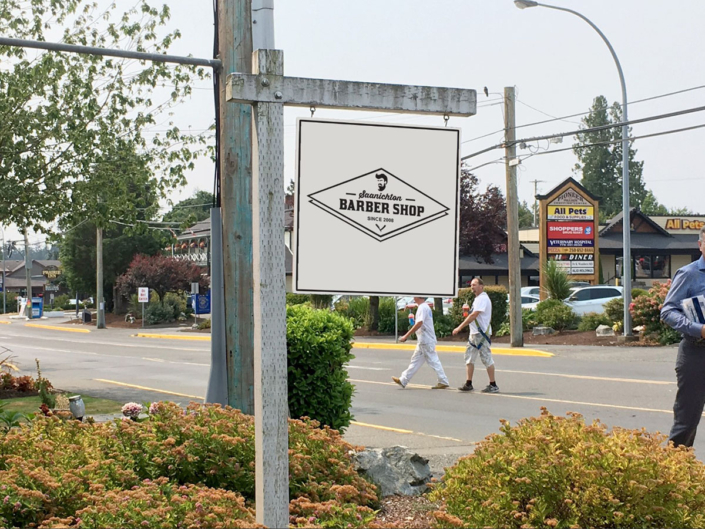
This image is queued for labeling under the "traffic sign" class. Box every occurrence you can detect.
[138,287,149,303]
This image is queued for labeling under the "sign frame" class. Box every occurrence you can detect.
[538,178,600,299]
[293,118,461,298]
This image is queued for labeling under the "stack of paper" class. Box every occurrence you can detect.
[682,295,705,324]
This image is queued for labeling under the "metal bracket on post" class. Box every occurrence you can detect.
[251,48,288,529]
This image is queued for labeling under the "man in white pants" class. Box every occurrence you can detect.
[392,297,450,389]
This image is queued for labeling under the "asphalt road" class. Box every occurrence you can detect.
[0,319,698,476]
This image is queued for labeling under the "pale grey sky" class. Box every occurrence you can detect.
[9,0,705,244]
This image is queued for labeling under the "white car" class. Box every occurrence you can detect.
[564,286,623,315]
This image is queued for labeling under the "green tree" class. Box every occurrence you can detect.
[573,96,646,221]
[518,200,534,228]
[0,0,207,234]
[162,190,214,229]
[640,190,669,215]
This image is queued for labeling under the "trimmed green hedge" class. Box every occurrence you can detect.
[286,304,355,431]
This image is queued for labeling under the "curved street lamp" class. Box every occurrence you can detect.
[515,0,632,337]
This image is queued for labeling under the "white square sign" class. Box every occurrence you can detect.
[294,119,460,297]
[138,287,149,303]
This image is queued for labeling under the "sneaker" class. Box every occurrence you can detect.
[431,383,449,390]
[458,382,474,392]
[392,376,405,388]
[481,384,499,393]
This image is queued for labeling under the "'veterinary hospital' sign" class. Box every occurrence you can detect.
[294,119,460,297]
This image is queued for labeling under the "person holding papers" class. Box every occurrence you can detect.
[661,225,705,447]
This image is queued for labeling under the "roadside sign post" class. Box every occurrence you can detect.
[138,287,149,328]
[227,48,474,527]
[191,282,200,327]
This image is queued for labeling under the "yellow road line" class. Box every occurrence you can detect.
[350,378,675,415]
[133,333,210,341]
[0,321,10,325]
[351,420,467,443]
[353,342,553,357]
[94,378,204,400]
[501,369,675,385]
[25,323,90,333]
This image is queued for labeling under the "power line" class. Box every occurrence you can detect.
[461,103,705,161]
[462,83,705,145]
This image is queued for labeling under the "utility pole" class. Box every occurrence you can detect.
[23,228,32,319]
[530,179,544,227]
[96,226,105,328]
[219,0,255,414]
[1,226,6,315]
[504,87,523,347]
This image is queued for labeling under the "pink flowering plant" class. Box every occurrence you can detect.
[121,402,143,420]
[630,280,680,344]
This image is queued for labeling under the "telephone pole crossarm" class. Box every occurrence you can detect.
[227,74,477,116]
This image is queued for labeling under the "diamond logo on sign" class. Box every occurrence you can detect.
[308,168,449,242]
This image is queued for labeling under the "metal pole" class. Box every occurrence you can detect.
[220,0,256,415]
[516,1,632,335]
[23,229,32,319]
[0,37,221,69]
[142,302,145,328]
[251,0,275,50]
[395,297,398,343]
[505,87,523,347]
[206,207,228,405]
[96,227,106,329]
[1,226,5,315]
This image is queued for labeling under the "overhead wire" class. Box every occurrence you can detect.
[463,82,705,145]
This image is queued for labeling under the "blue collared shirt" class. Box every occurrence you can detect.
[661,256,705,339]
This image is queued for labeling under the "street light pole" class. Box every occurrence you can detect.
[514,0,632,336]
[0,226,5,315]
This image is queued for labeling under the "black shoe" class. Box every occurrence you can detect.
[458,382,474,392]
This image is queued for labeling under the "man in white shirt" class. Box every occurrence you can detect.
[392,297,450,389]
[452,278,499,393]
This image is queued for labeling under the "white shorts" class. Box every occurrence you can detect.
[464,333,494,367]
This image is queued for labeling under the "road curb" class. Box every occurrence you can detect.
[352,342,554,357]
[129,333,553,356]
[133,333,210,341]
[25,323,90,333]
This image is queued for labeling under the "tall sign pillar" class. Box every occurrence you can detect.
[538,178,600,296]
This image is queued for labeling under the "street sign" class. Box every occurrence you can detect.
[191,282,200,295]
[138,287,149,303]
[294,119,460,297]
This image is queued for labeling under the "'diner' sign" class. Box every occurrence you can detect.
[538,178,600,297]
[294,119,460,297]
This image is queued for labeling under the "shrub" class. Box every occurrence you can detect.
[495,321,510,337]
[631,280,679,345]
[0,403,378,528]
[449,286,508,334]
[334,296,370,329]
[286,305,355,431]
[377,298,410,335]
[50,294,70,310]
[0,292,18,314]
[286,293,310,306]
[145,302,175,325]
[522,308,538,331]
[632,288,648,298]
[197,318,211,330]
[163,292,187,320]
[535,299,576,331]
[431,408,705,529]
[578,311,612,331]
[311,294,333,309]
[543,260,572,300]
[47,478,261,529]
[605,297,625,323]
[434,314,455,338]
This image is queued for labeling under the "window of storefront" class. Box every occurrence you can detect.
[633,255,671,279]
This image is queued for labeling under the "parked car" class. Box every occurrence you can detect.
[521,286,541,297]
[564,285,623,315]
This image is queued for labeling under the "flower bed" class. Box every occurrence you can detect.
[0,402,379,528]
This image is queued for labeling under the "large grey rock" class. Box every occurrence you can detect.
[353,446,432,497]
[533,326,555,335]
[596,324,615,337]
